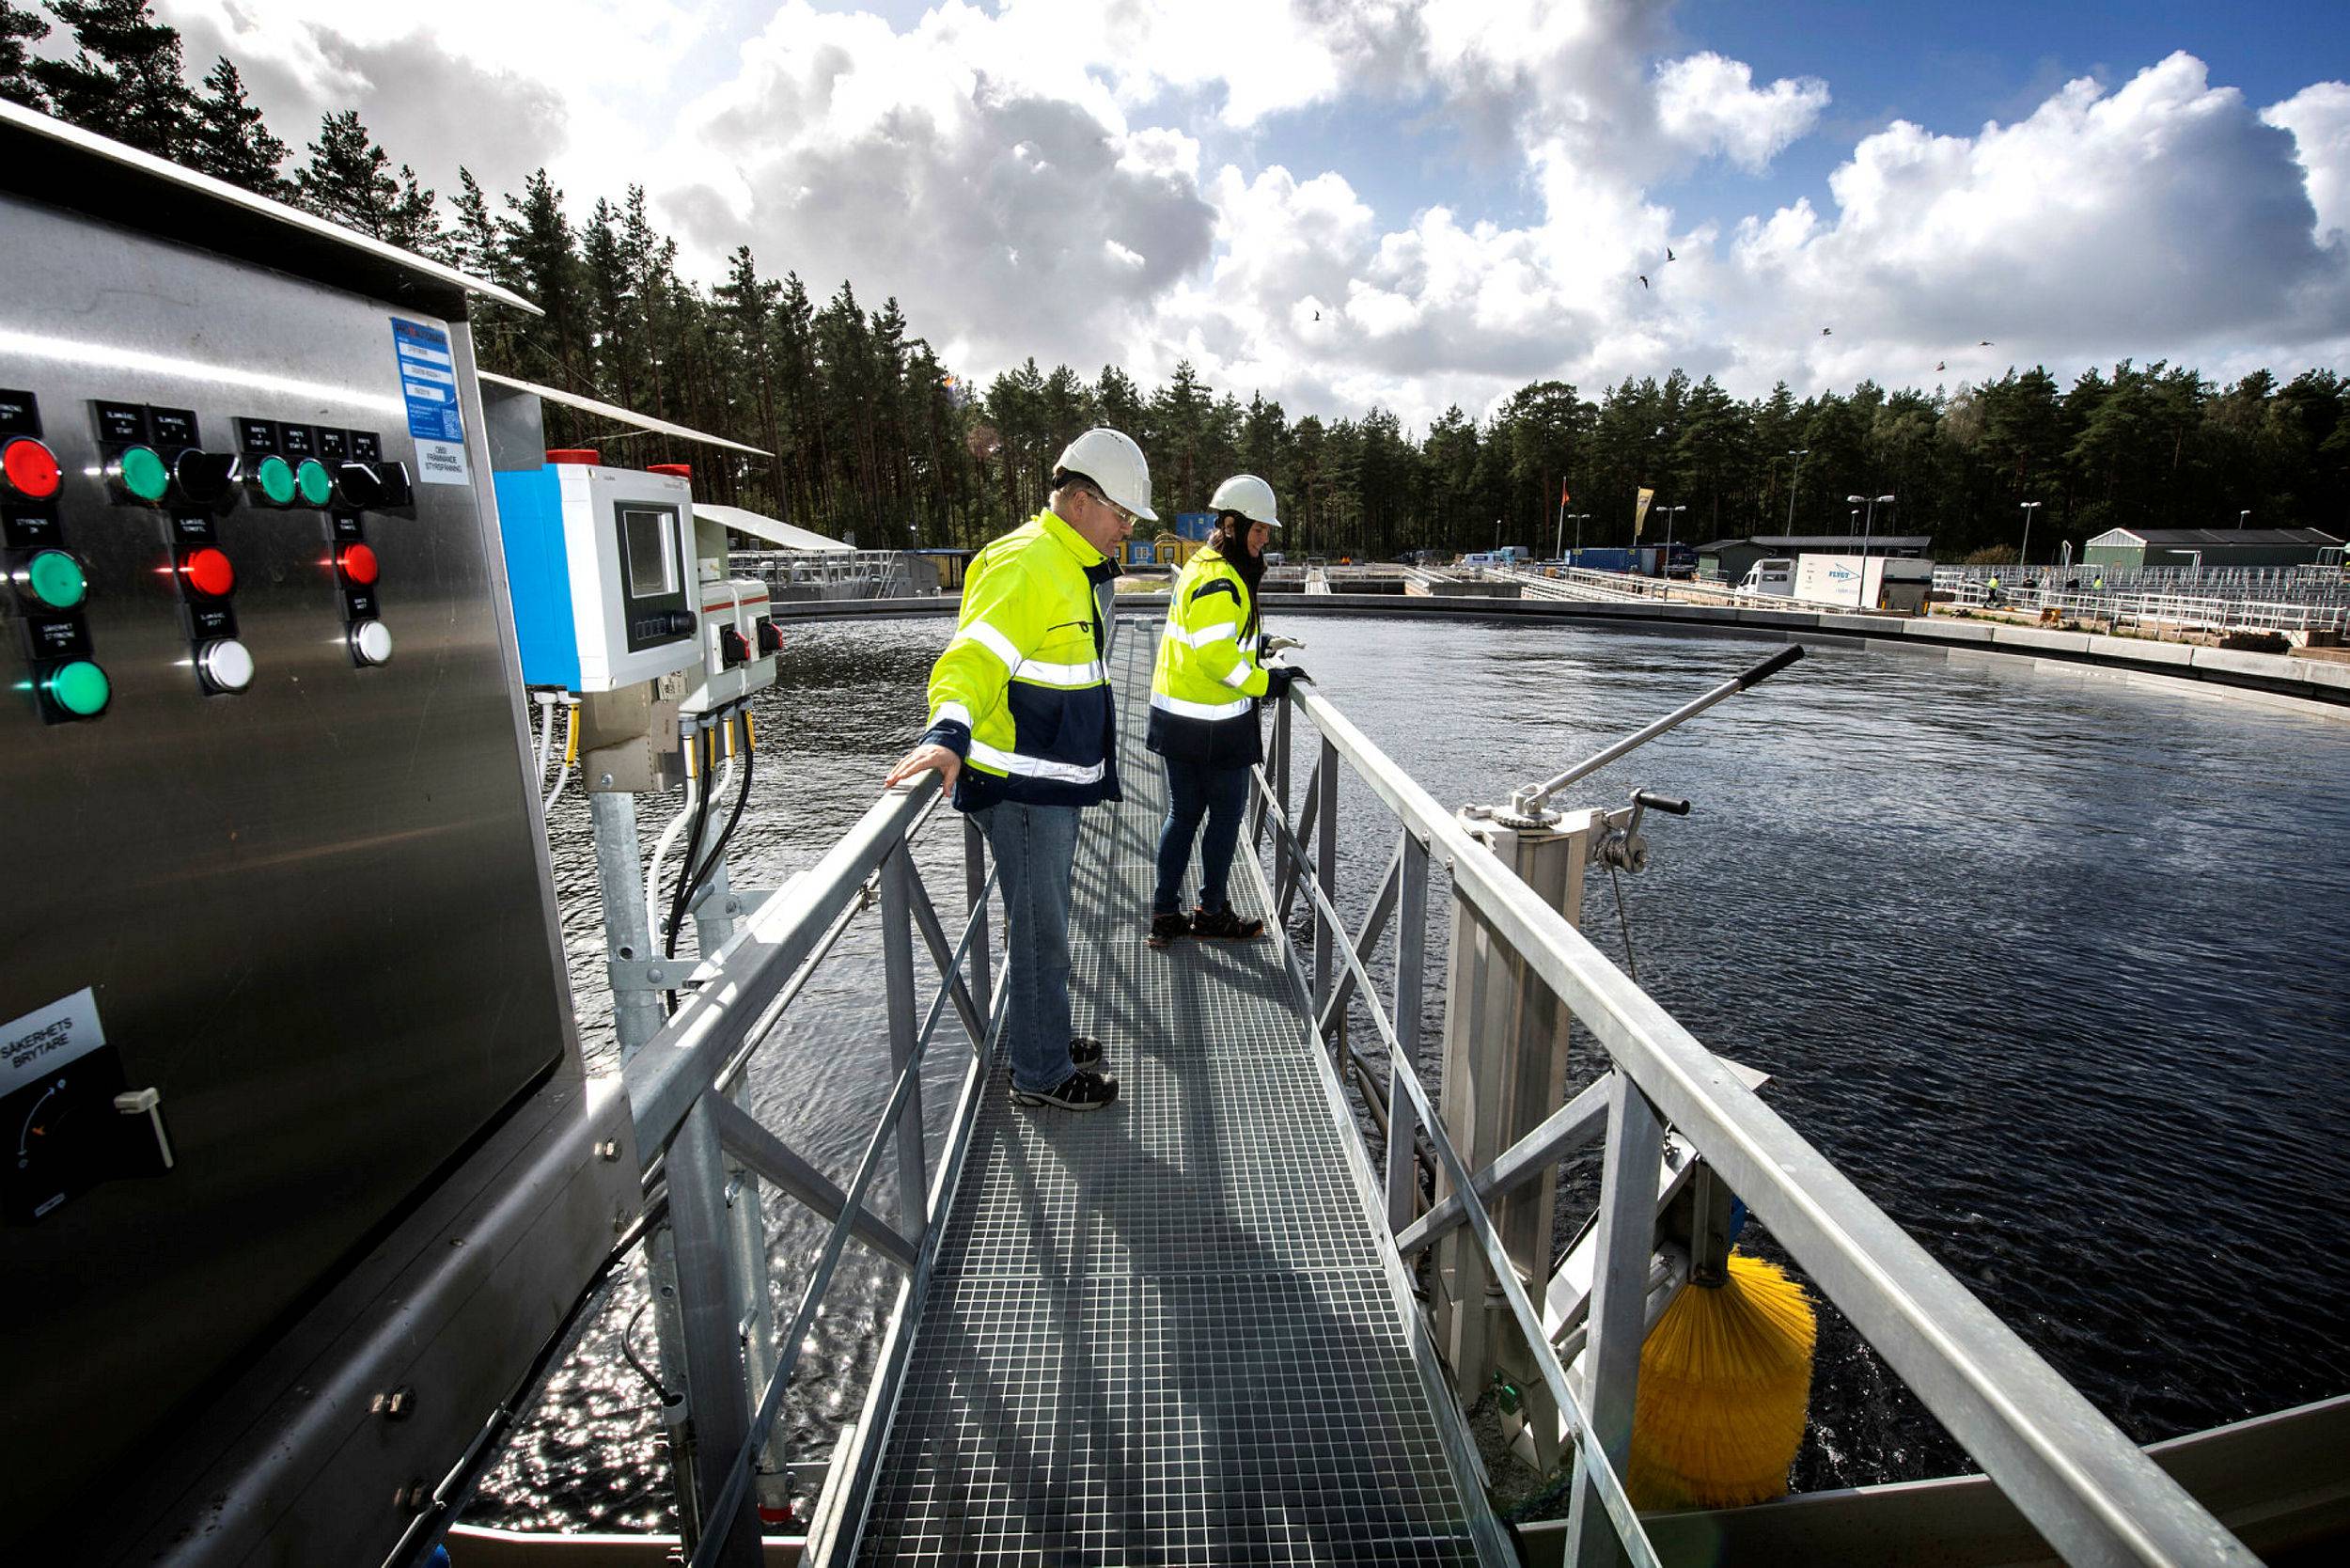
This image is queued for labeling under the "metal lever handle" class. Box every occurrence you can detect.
[1632,791,1691,816]
[1511,644,1805,819]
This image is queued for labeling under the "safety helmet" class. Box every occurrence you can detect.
[1054,428,1158,522]
[1209,473,1280,529]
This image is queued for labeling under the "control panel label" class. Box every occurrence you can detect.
[149,407,199,447]
[1,987,106,1098]
[391,318,469,487]
[26,614,92,657]
[94,400,149,445]
[0,388,39,437]
[3,504,58,547]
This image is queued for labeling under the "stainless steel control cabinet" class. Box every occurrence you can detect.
[0,166,578,1541]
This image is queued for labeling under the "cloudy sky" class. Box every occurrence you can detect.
[145,0,2350,426]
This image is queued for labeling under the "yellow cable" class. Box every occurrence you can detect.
[562,704,579,764]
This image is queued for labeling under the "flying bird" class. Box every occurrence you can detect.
[1638,274,1650,289]
[1313,310,1321,321]
[1978,338,1993,346]
[1666,245,1676,261]
[1821,326,1833,337]
[1935,360,1946,372]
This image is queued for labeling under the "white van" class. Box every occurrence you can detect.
[1737,558,1795,597]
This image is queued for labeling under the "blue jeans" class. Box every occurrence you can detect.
[975,800,1082,1093]
[1154,758,1251,916]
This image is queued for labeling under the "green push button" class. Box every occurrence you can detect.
[295,458,333,507]
[46,659,110,717]
[26,550,86,609]
[118,444,169,503]
[255,454,296,506]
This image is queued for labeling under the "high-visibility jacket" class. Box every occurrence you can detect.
[1147,545,1269,768]
[920,509,1120,811]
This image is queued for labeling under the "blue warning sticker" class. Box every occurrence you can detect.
[391,317,470,486]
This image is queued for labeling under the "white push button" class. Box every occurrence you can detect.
[196,637,255,693]
[350,619,395,666]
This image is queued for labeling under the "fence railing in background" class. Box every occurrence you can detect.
[1249,681,2257,1568]
[1933,574,2349,635]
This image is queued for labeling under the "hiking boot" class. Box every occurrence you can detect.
[1070,1035,1104,1069]
[1190,905,1265,942]
[1012,1072,1120,1112]
[1147,910,1191,949]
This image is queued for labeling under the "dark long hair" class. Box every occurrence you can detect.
[1211,510,1265,634]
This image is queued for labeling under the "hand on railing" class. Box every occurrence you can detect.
[885,743,959,792]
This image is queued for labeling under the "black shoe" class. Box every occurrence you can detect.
[1071,1035,1104,1069]
[1012,1072,1120,1112]
[1191,905,1265,941]
[1147,910,1191,949]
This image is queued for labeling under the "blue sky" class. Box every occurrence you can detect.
[157,1,2350,423]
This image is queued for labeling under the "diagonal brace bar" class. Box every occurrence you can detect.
[1395,1075,1612,1257]
[903,859,989,1056]
[1316,836,1403,1036]
[708,1097,918,1272]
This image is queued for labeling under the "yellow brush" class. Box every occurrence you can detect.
[1626,1250,1817,1511]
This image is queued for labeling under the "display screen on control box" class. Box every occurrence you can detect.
[621,505,679,599]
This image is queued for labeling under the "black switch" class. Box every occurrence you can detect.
[719,627,750,666]
[666,610,697,636]
[173,449,241,506]
[334,462,385,508]
[755,617,782,655]
[372,460,413,509]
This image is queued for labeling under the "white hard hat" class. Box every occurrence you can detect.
[1210,473,1280,528]
[1054,428,1158,523]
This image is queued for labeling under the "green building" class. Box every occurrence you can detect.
[2080,526,2342,571]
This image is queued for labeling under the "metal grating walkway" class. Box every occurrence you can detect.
[851,624,1507,1565]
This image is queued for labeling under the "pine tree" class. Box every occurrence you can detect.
[1,1,48,111]
[500,170,589,391]
[296,109,399,237]
[31,0,196,158]
[187,57,289,196]
[384,165,445,259]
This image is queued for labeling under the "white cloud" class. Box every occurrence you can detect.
[2264,81,2350,243]
[1654,52,1830,172]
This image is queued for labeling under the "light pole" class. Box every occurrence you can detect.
[1660,504,1687,550]
[1846,493,1894,570]
[1567,512,1590,559]
[2018,500,2042,570]
[2238,510,2250,529]
[1785,447,1809,533]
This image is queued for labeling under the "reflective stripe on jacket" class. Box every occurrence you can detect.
[920,510,1121,810]
[1146,545,1267,768]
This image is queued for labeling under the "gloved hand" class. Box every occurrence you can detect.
[1265,665,1311,698]
[1261,634,1306,656]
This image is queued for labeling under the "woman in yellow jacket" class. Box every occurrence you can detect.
[1145,475,1308,947]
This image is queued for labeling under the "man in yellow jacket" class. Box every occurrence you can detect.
[1145,474,1308,947]
[885,429,1150,1112]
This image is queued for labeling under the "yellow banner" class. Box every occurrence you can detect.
[1634,487,1654,539]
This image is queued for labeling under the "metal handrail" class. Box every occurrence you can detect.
[1267,682,2256,1566]
[686,847,1003,1568]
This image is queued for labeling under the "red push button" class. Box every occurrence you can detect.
[338,542,380,586]
[181,545,235,598]
[3,437,61,499]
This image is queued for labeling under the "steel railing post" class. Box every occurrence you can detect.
[880,844,929,1233]
[964,814,992,1032]
[668,1099,765,1566]
[1387,831,1430,1233]
[1567,1069,1668,1568]
[1313,736,1339,1019]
